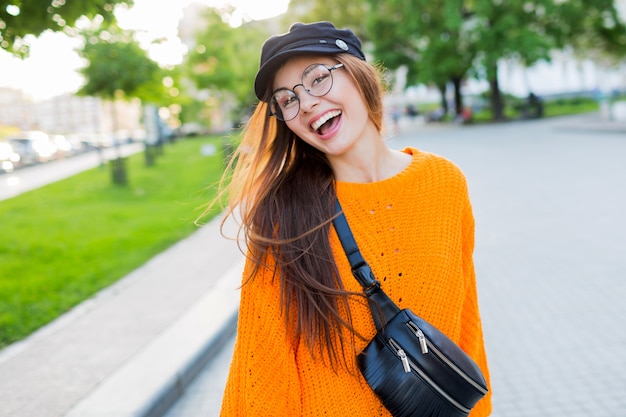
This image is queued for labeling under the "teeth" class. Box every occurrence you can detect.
[311,110,341,132]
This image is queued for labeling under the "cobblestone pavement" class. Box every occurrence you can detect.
[164,115,626,417]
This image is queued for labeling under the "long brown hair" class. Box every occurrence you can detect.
[219,53,386,366]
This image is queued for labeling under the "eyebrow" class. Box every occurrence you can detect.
[272,62,335,94]
[302,65,318,78]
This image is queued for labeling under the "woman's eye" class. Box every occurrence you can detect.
[311,73,329,86]
[282,95,298,108]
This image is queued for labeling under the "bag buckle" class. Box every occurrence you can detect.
[352,264,380,295]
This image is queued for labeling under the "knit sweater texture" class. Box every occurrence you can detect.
[220,147,492,416]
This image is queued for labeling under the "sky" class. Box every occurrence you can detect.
[0,0,289,101]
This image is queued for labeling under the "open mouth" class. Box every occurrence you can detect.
[311,110,342,135]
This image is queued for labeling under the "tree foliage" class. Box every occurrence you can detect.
[558,0,626,64]
[76,23,162,102]
[367,0,478,114]
[184,7,267,120]
[0,0,133,57]
[467,0,559,119]
[468,0,625,119]
[364,0,625,120]
[281,0,370,40]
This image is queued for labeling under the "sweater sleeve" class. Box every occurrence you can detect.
[459,199,493,417]
[220,254,302,416]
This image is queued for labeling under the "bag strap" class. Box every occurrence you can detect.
[333,199,401,330]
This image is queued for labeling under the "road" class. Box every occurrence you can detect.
[163,114,626,417]
[0,143,143,201]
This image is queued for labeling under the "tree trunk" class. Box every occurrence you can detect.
[489,64,505,121]
[438,83,448,115]
[452,76,464,116]
[110,99,128,185]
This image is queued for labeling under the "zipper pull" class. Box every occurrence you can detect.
[416,328,429,354]
[398,349,411,373]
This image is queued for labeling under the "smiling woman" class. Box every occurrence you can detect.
[215,21,492,417]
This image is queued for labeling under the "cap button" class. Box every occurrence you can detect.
[335,39,349,51]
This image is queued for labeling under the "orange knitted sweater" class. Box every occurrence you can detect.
[220,147,492,416]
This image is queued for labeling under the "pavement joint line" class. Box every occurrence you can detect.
[62,259,244,417]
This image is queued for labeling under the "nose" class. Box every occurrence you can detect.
[296,89,320,114]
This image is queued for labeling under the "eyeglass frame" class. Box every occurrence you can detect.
[269,63,345,122]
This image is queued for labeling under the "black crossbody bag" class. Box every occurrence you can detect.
[333,200,488,417]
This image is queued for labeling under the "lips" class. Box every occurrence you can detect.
[310,110,342,133]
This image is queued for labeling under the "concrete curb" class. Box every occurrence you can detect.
[141,312,238,417]
[554,121,626,133]
[63,260,243,417]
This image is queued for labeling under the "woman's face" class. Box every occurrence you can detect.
[272,55,379,158]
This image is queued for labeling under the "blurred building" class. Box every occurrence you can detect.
[497,49,626,98]
[0,89,142,144]
[0,87,34,131]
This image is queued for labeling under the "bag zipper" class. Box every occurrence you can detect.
[406,321,488,395]
[389,338,471,414]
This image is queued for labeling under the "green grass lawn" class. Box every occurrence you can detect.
[0,135,230,348]
[542,97,600,118]
[472,96,600,122]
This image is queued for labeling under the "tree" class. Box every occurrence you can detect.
[559,0,626,65]
[0,0,133,57]
[185,7,267,125]
[469,0,626,120]
[281,0,370,39]
[78,28,162,100]
[367,0,476,116]
[77,22,163,184]
[365,0,625,121]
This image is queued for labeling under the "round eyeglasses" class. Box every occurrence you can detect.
[269,63,344,122]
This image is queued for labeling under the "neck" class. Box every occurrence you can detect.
[329,138,411,183]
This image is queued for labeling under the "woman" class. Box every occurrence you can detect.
[218,21,492,416]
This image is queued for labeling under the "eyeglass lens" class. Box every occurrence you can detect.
[270,64,341,121]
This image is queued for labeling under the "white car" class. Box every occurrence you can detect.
[0,141,21,172]
[8,131,57,166]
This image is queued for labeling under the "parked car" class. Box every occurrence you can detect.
[0,141,21,173]
[8,131,57,166]
[50,134,81,157]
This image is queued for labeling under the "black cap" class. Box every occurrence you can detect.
[254,21,366,101]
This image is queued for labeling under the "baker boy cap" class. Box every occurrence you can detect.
[254,21,366,101]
